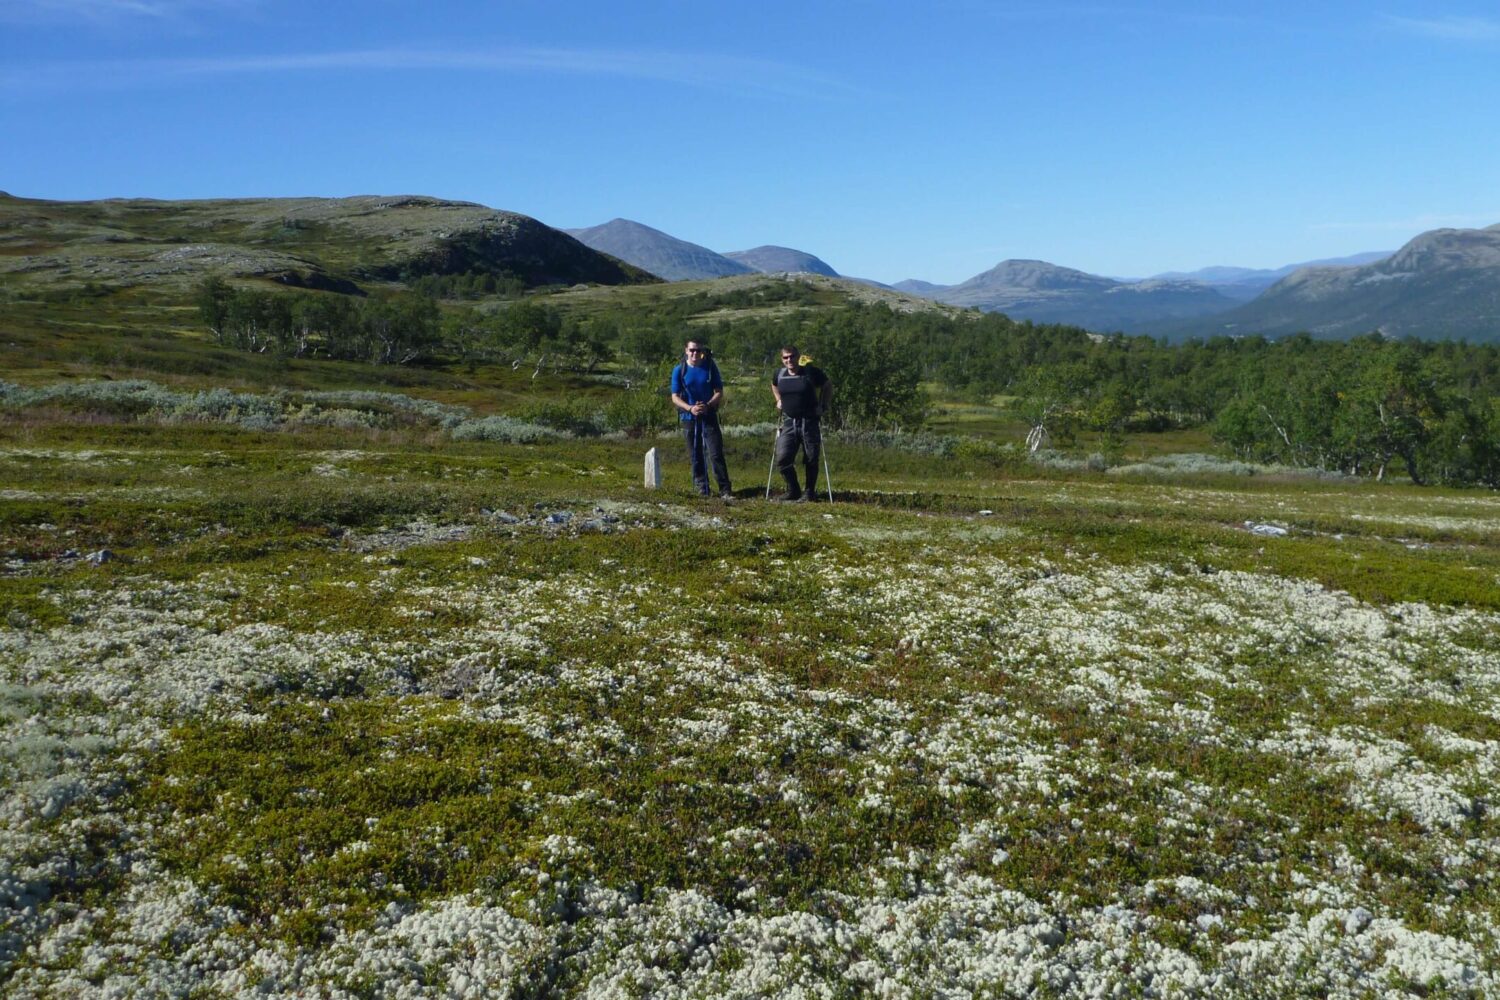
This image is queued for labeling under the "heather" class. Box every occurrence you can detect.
[2,414,1498,998]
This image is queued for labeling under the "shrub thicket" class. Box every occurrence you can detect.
[189,276,1500,486]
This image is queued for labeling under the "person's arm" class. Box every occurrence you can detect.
[770,371,783,411]
[817,371,833,416]
[707,367,725,412]
[670,366,692,415]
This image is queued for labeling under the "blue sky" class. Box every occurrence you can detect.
[3,1,1498,284]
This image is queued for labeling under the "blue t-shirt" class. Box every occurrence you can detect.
[671,361,723,421]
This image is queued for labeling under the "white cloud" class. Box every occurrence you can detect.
[1382,14,1500,43]
[0,0,253,21]
[1,45,855,100]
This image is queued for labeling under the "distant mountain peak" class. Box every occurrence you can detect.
[927,258,1236,332]
[959,259,1118,293]
[564,219,754,281]
[722,246,838,277]
[892,279,949,297]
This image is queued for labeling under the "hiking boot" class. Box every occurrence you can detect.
[719,489,735,500]
[793,492,811,503]
[803,489,820,502]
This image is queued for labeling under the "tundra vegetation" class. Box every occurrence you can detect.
[1,244,1499,997]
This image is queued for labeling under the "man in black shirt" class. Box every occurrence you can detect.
[770,345,833,501]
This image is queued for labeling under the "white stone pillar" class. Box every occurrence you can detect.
[644,447,661,489]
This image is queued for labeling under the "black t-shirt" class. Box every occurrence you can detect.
[773,365,828,419]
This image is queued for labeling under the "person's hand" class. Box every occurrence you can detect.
[775,399,783,410]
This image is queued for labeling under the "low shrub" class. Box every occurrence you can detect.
[449,415,569,443]
[721,421,781,439]
[298,391,468,428]
[1029,449,1110,473]
[1104,452,1359,481]
[602,388,672,435]
[514,398,608,437]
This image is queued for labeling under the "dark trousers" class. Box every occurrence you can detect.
[774,416,821,495]
[683,416,730,495]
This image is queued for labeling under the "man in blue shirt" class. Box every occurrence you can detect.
[670,338,733,498]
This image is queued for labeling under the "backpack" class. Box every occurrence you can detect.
[683,349,721,382]
[674,352,722,406]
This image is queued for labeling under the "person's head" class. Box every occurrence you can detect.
[685,339,708,366]
[779,345,800,371]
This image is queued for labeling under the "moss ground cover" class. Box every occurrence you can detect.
[2,421,1499,997]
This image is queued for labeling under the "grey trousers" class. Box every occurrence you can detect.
[774,416,821,495]
[683,416,730,495]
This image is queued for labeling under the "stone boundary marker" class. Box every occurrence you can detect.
[644,447,661,489]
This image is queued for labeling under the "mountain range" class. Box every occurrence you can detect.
[560,214,1445,337]
[567,214,1500,342]
[894,252,1430,334]
[1188,225,1500,341]
[1148,252,1394,301]
[917,260,1240,333]
[6,192,1498,342]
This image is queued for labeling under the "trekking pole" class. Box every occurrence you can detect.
[694,416,703,494]
[764,426,780,499]
[819,419,833,502]
[823,444,834,502]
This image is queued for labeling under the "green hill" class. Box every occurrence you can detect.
[0,193,658,297]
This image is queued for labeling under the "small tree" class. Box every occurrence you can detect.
[1086,377,1135,459]
[619,323,676,371]
[804,313,926,431]
[364,294,439,364]
[195,276,233,344]
[1015,363,1087,451]
[442,307,489,365]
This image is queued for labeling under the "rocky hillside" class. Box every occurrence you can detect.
[563,218,753,281]
[1190,225,1500,341]
[0,194,656,295]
